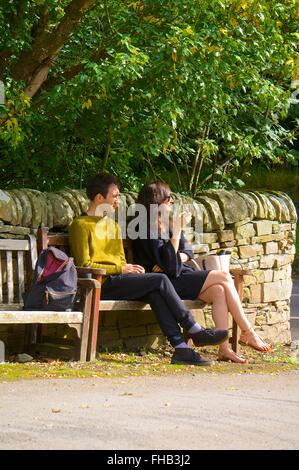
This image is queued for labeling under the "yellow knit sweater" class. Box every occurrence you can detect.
[68,215,126,275]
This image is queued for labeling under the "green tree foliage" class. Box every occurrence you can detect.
[0,0,298,193]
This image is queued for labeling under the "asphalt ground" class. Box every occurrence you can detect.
[0,280,298,450]
[0,370,298,450]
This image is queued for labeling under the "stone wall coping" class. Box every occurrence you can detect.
[0,188,297,230]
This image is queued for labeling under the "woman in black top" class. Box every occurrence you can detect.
[133,181,272,362]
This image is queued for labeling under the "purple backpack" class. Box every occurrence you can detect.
[24,247,77,311]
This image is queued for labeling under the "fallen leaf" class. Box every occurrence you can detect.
[51,408,61,413]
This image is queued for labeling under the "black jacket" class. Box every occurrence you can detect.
[132,231,194,278]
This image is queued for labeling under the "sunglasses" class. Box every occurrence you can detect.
[164,194,174,202]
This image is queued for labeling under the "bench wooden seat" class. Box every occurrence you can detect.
[0,235,100,361]
[98,299,205,311]
[38,227,248,359]
[0,310,84,324]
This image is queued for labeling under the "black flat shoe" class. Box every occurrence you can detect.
[189,328,228,347]
[171,348,213,366]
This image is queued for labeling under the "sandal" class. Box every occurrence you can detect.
[239,326,273,352]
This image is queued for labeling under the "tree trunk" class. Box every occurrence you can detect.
[189,124,210,194]
[10,0,99,99]
[103,121,112,169]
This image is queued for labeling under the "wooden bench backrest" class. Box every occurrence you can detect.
[37,227,134,263]
[0,236,37,305]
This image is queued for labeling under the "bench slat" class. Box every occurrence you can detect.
[47,234,69,246]
[0,239,30,251]
[0,303,23,311]
[28,234,37,271]
[0,311,83,324]
[6,251,14,303]
[17,251,25,303]
[100,299,205,311]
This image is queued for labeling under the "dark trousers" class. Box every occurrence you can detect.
[101,273,196,347]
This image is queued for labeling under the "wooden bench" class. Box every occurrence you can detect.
[0,235,100,362]
[38,227,249,359]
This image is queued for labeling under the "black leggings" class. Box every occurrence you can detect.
[101,273,197,347]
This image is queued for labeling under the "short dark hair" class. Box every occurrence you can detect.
[86,173,120,200]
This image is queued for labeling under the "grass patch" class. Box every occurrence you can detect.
[0,344,298,382]
[263,342,299,365]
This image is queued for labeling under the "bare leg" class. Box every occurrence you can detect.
[200,271,272,352]
[199,284,246,363]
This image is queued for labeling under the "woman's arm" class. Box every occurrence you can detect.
[179,231,194,261]
[170,211,192,254]
[149,238,182,277]
[170,226,181,253]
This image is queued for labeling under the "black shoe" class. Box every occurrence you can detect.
[188,328,228,347]
[171,348,214,366]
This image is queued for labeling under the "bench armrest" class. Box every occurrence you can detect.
[76,267,106,277]
[187,259,250,277]
[229,268,250,276]
[77,278,101,289]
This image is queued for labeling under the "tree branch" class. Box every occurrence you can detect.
[198,155,235,187]
[103,112,113,169]
[36,47,109,96]
[189,123,210,194]
[11,0,100,98]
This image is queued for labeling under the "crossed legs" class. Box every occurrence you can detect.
[198,271,271,362]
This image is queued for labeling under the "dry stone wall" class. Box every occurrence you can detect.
[187,190,296,346]
[0,188,297,353]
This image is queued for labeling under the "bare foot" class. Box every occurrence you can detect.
[218,348,246,363]
[239,327,272,352]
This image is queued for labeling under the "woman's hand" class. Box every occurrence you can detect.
[172,210,192,236]
[152,264,164,273]
[179,211,192,227]
[122,264,145,274]
[180,252,190,263]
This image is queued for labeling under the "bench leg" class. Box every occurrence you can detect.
[231,274,244,354]
[75,287,93,361]
[24,324,38,353]
[231,319,240,353]
[87,282,101,361]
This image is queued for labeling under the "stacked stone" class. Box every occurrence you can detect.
[0,188,88,232]
[186,189,297,344]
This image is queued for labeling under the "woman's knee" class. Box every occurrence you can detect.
[200,283,225,303]
[209,284,226,298]
[213,270,233,284]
